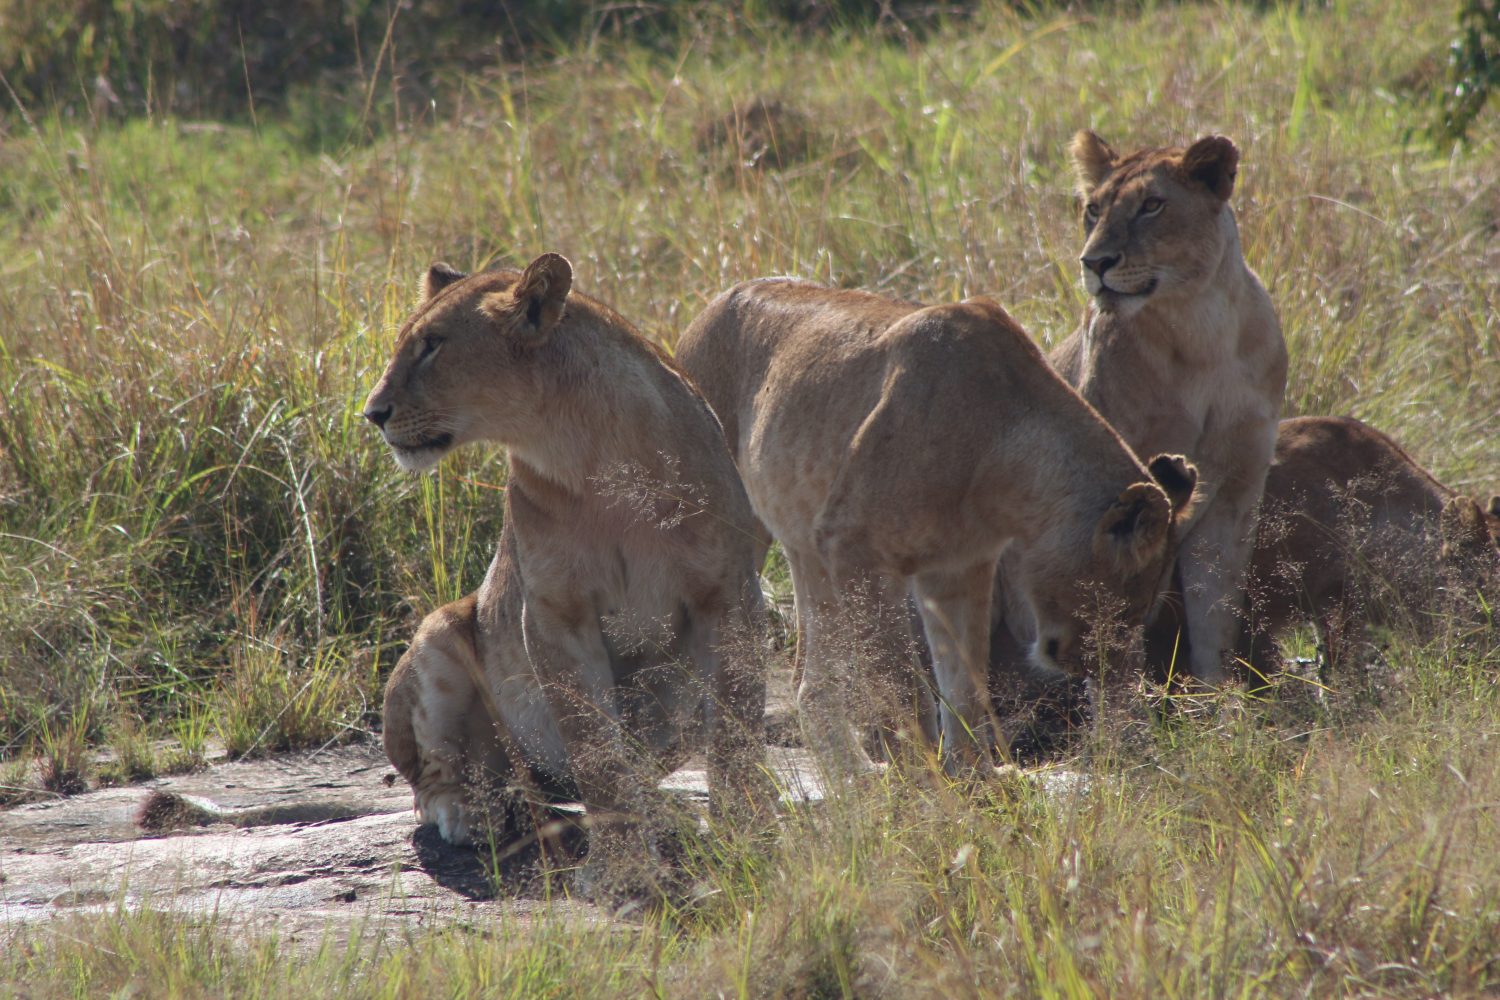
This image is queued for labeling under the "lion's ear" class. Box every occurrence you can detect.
[480,252,573,345]
[1180,135,1239,201]
[1094,482,1171,574]
[1069,129,1117,194]
[1146,453,1198,521]
[422,263,467,302]
[1488,495,1500,519]
[1439,495,1490,557]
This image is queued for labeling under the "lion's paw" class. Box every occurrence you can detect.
[417,790,475,846]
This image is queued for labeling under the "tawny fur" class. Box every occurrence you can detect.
[1240,415,1500,680]
[676,279,1195,773]
[365,254,770,898]
[1050,131,1287,686]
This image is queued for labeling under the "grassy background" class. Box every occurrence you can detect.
[2,0,1499,994]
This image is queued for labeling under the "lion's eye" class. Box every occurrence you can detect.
[417,335,443,362]
[1084,202,1100,221]
[1139,197,1165,216]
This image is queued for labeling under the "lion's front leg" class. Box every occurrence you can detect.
[792,541,937,778]
[1179,495,1263,687]
[913,561,999,775]
[1175,411,1277,687]
[522,603,667,901]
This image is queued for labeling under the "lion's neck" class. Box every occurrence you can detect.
[501,334,680,499]
[975,373,1149,549]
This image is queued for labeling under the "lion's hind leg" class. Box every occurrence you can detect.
[385,596,517,846]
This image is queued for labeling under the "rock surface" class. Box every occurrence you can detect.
[0,739,825,943]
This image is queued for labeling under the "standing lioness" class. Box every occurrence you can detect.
[1051,132,1287,686]
[364,253,770,898]
[677,280,1196,773]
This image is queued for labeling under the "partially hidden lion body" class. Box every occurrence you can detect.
[676,279,1196,773]
[1242,415,1500,680]
[364,253,770,897]
[1050,131,1287,686]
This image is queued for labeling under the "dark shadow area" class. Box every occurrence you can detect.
[409,810,588,902]
[1003,674,1092,766]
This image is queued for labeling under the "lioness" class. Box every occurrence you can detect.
[364,253,771,898]
[1241,415,1500,680]
[1051,131,1287,686]
[676,279,1197,773]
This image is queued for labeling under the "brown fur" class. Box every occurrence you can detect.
[1240,416,1500,680]
[364,254,771,899]
[1051,131,1287,686]
[676,279,1195,773]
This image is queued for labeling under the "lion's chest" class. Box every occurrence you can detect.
[590,543,696,661]
[528,495,730,645]
[1084,312,1281,477]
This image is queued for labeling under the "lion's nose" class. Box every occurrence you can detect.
[1081,253,1121,277]
[363,403,393,428]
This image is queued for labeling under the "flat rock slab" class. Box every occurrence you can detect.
[0,741,826,943]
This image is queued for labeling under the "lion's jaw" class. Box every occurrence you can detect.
[385,432,456,473]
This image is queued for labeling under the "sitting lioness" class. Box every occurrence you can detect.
[364,253,771,898]
[1241,415,1500,680]
[676,279,1197,773]
[1050,131,1287,686]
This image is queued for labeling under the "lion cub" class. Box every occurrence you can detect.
[1242,415,1500,680]
[1051,132,1287,688]
[677,280,1196,774]
[364,253,771,898]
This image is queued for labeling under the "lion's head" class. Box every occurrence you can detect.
[362,253,574,472]
[1020,452,1198,673]
[1439,493,1500,572]
[1069,130,1242,318]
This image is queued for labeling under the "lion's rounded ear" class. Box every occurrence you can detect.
[1488,495,1500,519]
[480,252,573,345]
[1180,135,1239,201]
[1069,129,1117,194]
[1094,482,1171,573]
[422,263,467,302]
[1146,453,1198,520]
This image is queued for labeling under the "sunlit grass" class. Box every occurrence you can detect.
[5,645,1500,996]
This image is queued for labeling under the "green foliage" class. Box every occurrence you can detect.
[1433,0,1500,146]
[0,0,977,134]
[0,0,624,131]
